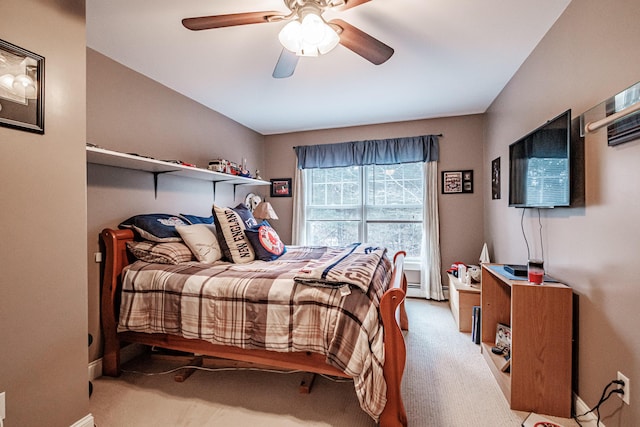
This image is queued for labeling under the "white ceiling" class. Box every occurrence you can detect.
[86,0,571,135]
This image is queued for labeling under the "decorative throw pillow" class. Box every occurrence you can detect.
[126,241,195,264]
[245,221,286,261]
[175,224,223,263]
[212,204,256,263]
[231,203,258,229]
[179,213,215,225]
[119,214,188,242]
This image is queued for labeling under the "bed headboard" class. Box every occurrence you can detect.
[100,228,135,367]
[101,228,135,291]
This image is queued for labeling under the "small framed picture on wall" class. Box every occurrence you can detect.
[442,170,473,194]
[492,157,501,200]
[270,178,292,197]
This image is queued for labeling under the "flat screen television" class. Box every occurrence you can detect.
[509,109,573,208]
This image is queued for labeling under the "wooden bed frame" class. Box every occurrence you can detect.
[100,228,409,427]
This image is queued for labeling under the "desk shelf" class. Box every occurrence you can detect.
[480,264,573,417]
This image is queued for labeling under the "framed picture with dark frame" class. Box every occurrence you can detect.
[270,178,292,198]
[0,38,45,134]
[492,157,501,200]
[442,170,473,194]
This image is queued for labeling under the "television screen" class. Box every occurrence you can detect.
[509,110,571,208]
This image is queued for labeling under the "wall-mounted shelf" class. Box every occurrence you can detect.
[86,146,270,198]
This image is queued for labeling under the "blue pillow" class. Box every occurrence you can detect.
[232,203,258,229]
[119,214,188,242]
[179,213,215,225]
[244,221,286,261]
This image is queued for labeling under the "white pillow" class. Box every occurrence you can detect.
[175,224,222,263]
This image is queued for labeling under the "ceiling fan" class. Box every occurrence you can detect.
[182,0,394,78]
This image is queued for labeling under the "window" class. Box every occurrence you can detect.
[304,162,423,258]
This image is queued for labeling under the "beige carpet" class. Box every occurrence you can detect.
[90,299,579,426]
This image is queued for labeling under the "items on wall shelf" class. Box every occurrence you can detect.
[86,145,270,199]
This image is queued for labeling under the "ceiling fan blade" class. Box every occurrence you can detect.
[330,19,394,65]
[334,0,371,12]
[182,11,284,31]
[273,49,299,79]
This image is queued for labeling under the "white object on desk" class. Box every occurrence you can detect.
[479,242,490,264]
[457,264,467,283]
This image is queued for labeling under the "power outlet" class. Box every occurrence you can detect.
[617,371,630,405]
[0,391,6,420]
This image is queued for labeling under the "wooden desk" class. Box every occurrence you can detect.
[447,273,481,332]
[480,264,573,417]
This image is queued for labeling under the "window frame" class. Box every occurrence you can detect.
[303,163,424,259]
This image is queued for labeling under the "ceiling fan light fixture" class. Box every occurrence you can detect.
[278,20,302,52]
[278,13,339,57]
[329,0,347,7]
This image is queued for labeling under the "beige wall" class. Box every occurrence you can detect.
[86,49,266,362]
[485,0,640,424]
[0,1,89,426]
[263,114,486,285]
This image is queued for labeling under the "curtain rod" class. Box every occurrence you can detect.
[292,134,443,149]
[584,101,640,133]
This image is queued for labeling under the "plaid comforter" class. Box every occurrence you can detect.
[294,243,387,292]
[119,245,392,420]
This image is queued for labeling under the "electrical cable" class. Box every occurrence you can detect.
[537,208,544,264]
[122,365,354,383]
[573,380,625,426]
[123,365,302,376]
[595,389,624,425]
[521,208,531,260]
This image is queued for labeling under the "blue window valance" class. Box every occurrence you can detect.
[294,134,439,169]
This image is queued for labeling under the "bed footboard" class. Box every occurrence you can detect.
[379,251,408,427]
[99,228,408,426]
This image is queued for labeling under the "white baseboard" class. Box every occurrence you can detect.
[405,287,450,300]
[70,414,94,427]
[406,286,425,298]
[88,343,147,381]
[88,359,102,382]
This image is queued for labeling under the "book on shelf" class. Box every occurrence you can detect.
[494,323,511,371]
[495,323,511,351]
[471,306,481,344]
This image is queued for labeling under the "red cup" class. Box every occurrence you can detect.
[528,259,544,284]
[528,271,544,284]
